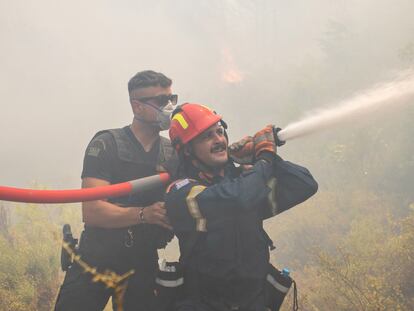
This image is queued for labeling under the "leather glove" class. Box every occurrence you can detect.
[229,136,254,164]
[253,125,277,159]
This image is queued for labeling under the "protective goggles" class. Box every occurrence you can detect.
[134,94,178,110]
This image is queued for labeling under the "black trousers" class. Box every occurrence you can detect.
[173,270,268,311]
[54,262,158,311]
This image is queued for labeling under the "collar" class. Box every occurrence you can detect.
[184,159,239,185]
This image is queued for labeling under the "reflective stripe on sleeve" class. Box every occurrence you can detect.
[186,185,207,232]
[267,177,278,216]
[155,277,184,287]
[266,274,290,293]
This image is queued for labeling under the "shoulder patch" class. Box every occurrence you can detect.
[87,147,101,157]
[166,178,196,193]
[86,139,106,157]
[175,179,191,190]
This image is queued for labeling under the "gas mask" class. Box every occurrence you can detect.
[134,101,175,130]
[157,101,175,130]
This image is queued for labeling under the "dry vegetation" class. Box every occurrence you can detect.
[0,133,413,311]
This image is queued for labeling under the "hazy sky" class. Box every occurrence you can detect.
[1,0,413,188]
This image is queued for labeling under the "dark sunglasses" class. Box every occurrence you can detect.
[134,94,178,109]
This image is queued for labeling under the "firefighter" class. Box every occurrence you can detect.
[165,103,318,311]
[54,70,178,311]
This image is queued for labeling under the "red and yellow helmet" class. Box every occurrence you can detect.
[169,103,222,150]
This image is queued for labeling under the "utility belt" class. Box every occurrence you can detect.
[83,223,172,248]
[60,224,158,273]
[83,225,145,248]
[153,261,298,311]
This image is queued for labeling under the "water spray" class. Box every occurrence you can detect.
[0,71,413,204]
[277,70,414,142]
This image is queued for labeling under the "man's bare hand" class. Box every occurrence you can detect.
[142,202,172,230]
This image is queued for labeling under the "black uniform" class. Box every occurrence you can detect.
[165,155,318,311]
[55,126,175,311]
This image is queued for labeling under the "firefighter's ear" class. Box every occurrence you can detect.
[130,99,145,115]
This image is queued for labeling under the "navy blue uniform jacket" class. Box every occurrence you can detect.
[165,157,318,306]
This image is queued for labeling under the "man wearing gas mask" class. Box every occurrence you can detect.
[54,70,178,311]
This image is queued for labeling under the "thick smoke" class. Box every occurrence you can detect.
[0,0,413,188]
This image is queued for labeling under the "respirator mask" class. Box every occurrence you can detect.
[133,94,178,130]
[157,101,175,130]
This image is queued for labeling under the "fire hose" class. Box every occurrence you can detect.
[0,129,286,204]
[0,173,170,203]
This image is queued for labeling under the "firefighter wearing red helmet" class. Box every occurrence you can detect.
[165,103,318,311]
[169,103,223,147]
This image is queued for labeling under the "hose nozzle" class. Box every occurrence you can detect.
[273,127,286,147]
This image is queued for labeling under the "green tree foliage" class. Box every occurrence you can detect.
[274,196,414,311]
[0,203,81,311]
[300,209,413,310]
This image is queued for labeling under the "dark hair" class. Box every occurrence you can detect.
[128,70,172,94]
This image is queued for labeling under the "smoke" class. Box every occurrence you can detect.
[0,0,414,188]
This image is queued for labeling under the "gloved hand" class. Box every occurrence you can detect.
[229,136,254,164]
[253,125,277,159]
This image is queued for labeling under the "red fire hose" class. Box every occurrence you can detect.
[0,173,170,204]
